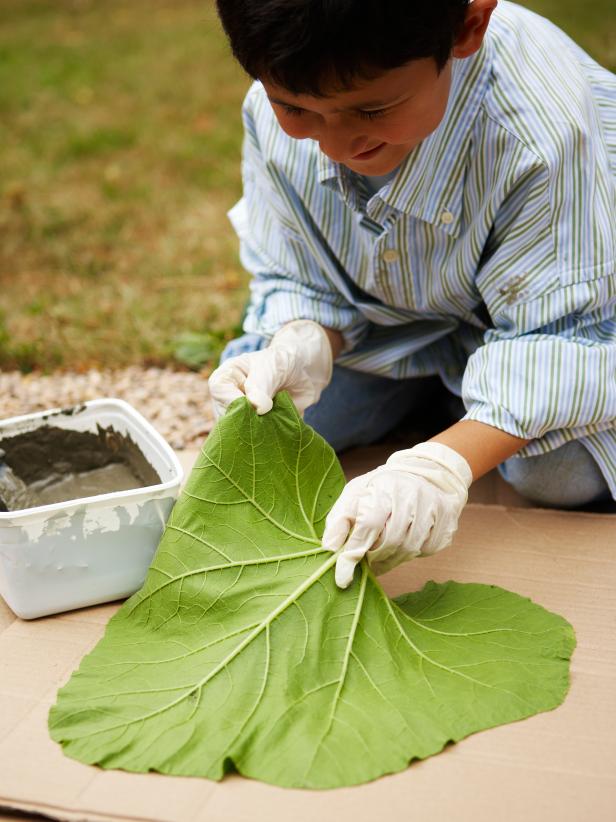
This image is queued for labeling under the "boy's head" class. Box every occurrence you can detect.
[217,0,496,175]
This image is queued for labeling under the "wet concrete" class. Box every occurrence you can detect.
[0,425,161,511]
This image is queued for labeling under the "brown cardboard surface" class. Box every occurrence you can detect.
[1,450,615,822]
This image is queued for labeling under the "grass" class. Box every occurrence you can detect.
[0,0,614,372]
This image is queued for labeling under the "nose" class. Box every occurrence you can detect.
[315,117,368,163]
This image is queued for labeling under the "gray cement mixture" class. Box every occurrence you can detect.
[0,425,161,512]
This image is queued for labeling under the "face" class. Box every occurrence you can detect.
[262,59,453,175]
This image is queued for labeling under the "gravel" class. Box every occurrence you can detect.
[0,368,215,451]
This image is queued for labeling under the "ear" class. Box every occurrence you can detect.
[452,0,498,59]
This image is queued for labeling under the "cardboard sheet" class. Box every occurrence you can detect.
[1,450,615,822]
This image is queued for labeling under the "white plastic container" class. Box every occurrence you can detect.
[0,398,183,619]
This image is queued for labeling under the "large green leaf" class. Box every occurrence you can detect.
[49,393,575,789]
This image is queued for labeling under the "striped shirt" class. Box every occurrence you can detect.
[228,1,616,497]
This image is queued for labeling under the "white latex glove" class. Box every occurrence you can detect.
[208,320,333,417]
[322,442,473,588]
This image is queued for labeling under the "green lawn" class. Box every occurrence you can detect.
[0,0,614,371]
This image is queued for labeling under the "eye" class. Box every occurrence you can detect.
[281,104,304,117]
[357,108,388,121]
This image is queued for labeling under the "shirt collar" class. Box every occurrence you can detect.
[317,40,493,238]
[317,151,339,186]
[317,153,362,209]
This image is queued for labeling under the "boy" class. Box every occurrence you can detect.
[209,0,616,588]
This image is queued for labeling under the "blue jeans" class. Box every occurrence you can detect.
[221,334,612,509]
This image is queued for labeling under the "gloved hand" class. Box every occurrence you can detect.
[322,441,473,588]
[208,320,333,417]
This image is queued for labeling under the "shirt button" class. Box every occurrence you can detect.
[382,249,399,263]
[441,210,454,225]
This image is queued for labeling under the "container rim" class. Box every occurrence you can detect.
[0,397,185,519]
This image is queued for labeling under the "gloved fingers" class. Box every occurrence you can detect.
[335,550,363,589]
[321,482,363,551]
[365,485,433,574]
[208,359,251,418]
[285,384,318,417]
[244,380,274,415]
[321,515,353,553]
[365,504,415,577]
[333,512,385,589]
[369,485,418,552]
[331,490,391,589]
[243,349,290,415]
[366,508,433,577]
[401,497,436,556]
[336,526,379,588]
[322,491,361,588]
[420,514,457,555]
[211,389,244,420]
[321,475,380,551]
[336,516,383,562]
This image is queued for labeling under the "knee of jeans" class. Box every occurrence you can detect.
[499,442,609,508]
[304,365,424,452]
[303,404,370,452]
[305,426,351,453]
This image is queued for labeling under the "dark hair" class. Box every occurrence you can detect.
[216,0,470,95]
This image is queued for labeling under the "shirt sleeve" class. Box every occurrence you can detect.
[461,128,616,456]
[228,88,369,351]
